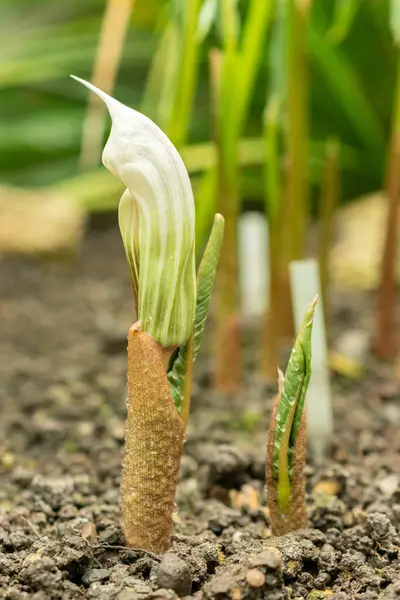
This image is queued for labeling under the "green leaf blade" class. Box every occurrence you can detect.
[168,213,225,412]
[273,295,318,494]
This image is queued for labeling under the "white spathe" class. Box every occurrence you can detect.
[71,75,196,348]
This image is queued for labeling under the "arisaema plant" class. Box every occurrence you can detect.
[71,75,224,554]
[266,296,317,535]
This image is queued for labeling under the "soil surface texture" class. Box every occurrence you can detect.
[1,227,400,600]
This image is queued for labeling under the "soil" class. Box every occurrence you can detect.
[1,226,400,600]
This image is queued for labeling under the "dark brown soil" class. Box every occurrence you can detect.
[1,227,400,600]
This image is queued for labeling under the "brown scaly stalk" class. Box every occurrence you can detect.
[122,326,184,552]
[266,404,307,535]
[266,297,317,535]
[122,213,224,551]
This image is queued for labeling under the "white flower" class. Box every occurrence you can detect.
[72,76,196,347]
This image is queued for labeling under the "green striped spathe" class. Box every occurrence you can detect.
[72,76,196,348]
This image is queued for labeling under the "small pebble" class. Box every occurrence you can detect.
[11,466,34,487]
[30,475,74,510]
[314,571,331,589]
[367,512,391,541]
[246,569,265,588]
[156,553,192,597]
[82,568,110,586]
[248,548,282,571]
[377,475,399,497]
[80,522,98,543]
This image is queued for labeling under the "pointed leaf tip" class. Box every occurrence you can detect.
[69,75,119,112]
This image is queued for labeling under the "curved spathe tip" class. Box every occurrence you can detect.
[70,74,124,118]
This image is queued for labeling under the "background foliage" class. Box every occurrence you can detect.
[0,0,397,218]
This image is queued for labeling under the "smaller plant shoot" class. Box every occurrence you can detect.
[266,295,317,536]
[72,76,224,554]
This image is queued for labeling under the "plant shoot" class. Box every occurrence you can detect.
[266,296,317,536]
[72,76,223,553]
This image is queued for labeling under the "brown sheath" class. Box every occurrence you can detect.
[266,401,308,536]
[214,314,241,392]
[121,327,184,553]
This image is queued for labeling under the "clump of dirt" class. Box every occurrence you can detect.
[0,227,399,599]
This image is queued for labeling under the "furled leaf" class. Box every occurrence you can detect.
[168,213,225,411]
[272,295,317,510]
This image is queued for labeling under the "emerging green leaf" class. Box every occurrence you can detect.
[71,75,196,349]
[272,295,317,512]
[168,214,225,412]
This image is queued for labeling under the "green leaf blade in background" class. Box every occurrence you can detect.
[0,0,396,234]
[308,21,385,154]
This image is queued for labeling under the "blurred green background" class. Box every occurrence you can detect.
[1,0,397,212]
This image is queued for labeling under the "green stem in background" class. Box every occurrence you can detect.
[266,296,317,536]
[236,0,274,132]
[212,0,273,391]
[285,0,311,260]
[141,0,202,149]
[140,22,180,127]
[79,0,134,169]
[214,142,241,391]
[328,0,361,45]
[194,166,218,259]
[319,137,340,330]
[167,0,203,147]
[265,96,281,227]
[261,95,289,380]
[373,50,400,360]
[260,0,311,381]
[211,22,241,391]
